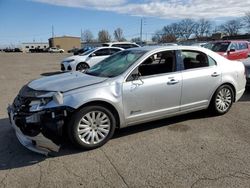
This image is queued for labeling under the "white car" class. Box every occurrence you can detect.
[48,47,64,53]
[102,42,140,49]
[61,47,123,72]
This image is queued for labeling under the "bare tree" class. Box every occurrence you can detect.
[114,28,126,41]
[152,31,162,43]
[131,37,141,43]
[219,19,243,36]
[178,19,196,39]
[243,11,250,32]
[82,30,94,42]
[194,19,212,38]
[98,30,111,43]
[163,22,181,40]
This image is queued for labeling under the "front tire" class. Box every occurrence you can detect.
[68,106,116,149]
[210,85,234,115]
[76,62,89,72]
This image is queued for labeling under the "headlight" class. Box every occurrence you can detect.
[29,98,52,112]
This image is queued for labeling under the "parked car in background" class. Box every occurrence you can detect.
[3,48,22,52]
[48,47,64,53]
[248,42,250,56]
[243,60,250,87]
[204,40,249,60]
[191,42,207,47]
[8,46,246,155]
[73,46,93,55]
[67,48,79,53]
[102,42,140,49]
[61,47,123,72]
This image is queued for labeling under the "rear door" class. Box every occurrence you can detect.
[88,48,110,66]
[180,50,221,111]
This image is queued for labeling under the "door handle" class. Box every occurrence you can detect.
[167,79,179,85]
[211,72,220,77]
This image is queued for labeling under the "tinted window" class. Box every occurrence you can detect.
[113,44,134,49]
[239,43,248,50]
[182,51,209,70]
[210,42,230,52]
[109,48,122,55]
[137,51,176,77]
[94,49,110,56]
[230,43,238,50]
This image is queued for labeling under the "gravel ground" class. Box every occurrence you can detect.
[0,53,250,188]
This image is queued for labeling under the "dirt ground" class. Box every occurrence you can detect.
[0,53,250,188]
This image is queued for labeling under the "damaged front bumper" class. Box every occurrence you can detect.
[7,105,73,156]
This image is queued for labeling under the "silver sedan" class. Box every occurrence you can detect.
[8,46,246,155]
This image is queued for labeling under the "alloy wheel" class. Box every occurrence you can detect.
[77,111,111,145]
[215,88,232,113]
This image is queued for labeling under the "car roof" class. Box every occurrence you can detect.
[103,42,138,45]
[128,45,227,61]
[93,46,124,50]
[209,40,249,43]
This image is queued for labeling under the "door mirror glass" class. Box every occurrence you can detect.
[90,53,96,57]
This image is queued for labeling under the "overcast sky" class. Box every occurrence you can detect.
[0,0,248,46]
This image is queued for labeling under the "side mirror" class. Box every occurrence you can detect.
[229,48,236,52]
[90,53,96,57]
[131,73,140,80]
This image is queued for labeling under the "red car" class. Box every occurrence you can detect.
[205,40,249,60]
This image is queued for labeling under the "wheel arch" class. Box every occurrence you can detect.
[76,62,89,69]
[76,100,121,129]
[211,82,236,103]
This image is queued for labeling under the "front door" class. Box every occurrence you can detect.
[122,50,182,125]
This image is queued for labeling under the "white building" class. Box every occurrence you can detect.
[22,42,49,52]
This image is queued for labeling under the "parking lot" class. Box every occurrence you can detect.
[0,53,250,188]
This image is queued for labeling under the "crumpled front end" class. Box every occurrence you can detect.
[7,85,74,155]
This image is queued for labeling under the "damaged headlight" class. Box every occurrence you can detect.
[29,98,52,112]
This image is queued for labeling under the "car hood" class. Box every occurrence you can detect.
[63,55,87,62]
[28,72,107,92]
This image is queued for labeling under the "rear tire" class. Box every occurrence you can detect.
[76,62,89,72]
[67,106,116,150]
[209,85,234,115]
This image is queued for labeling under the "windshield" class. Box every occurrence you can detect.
[85,50,147,78]
[80,48,95,56]
[207,42,230,52]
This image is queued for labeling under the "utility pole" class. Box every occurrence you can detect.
[52,25,54,38]
[81,28,83,42]
[140,18,143,46]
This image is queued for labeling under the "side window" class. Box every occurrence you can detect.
[230,43,238,50]
[239,43,248,50]
[94,49,110,56]
[131,44,139,48]
[109,48,121,55]
[137,50,176,77]
[182,50,210,70]
[208,56,217,66]
[112,44,122,48]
